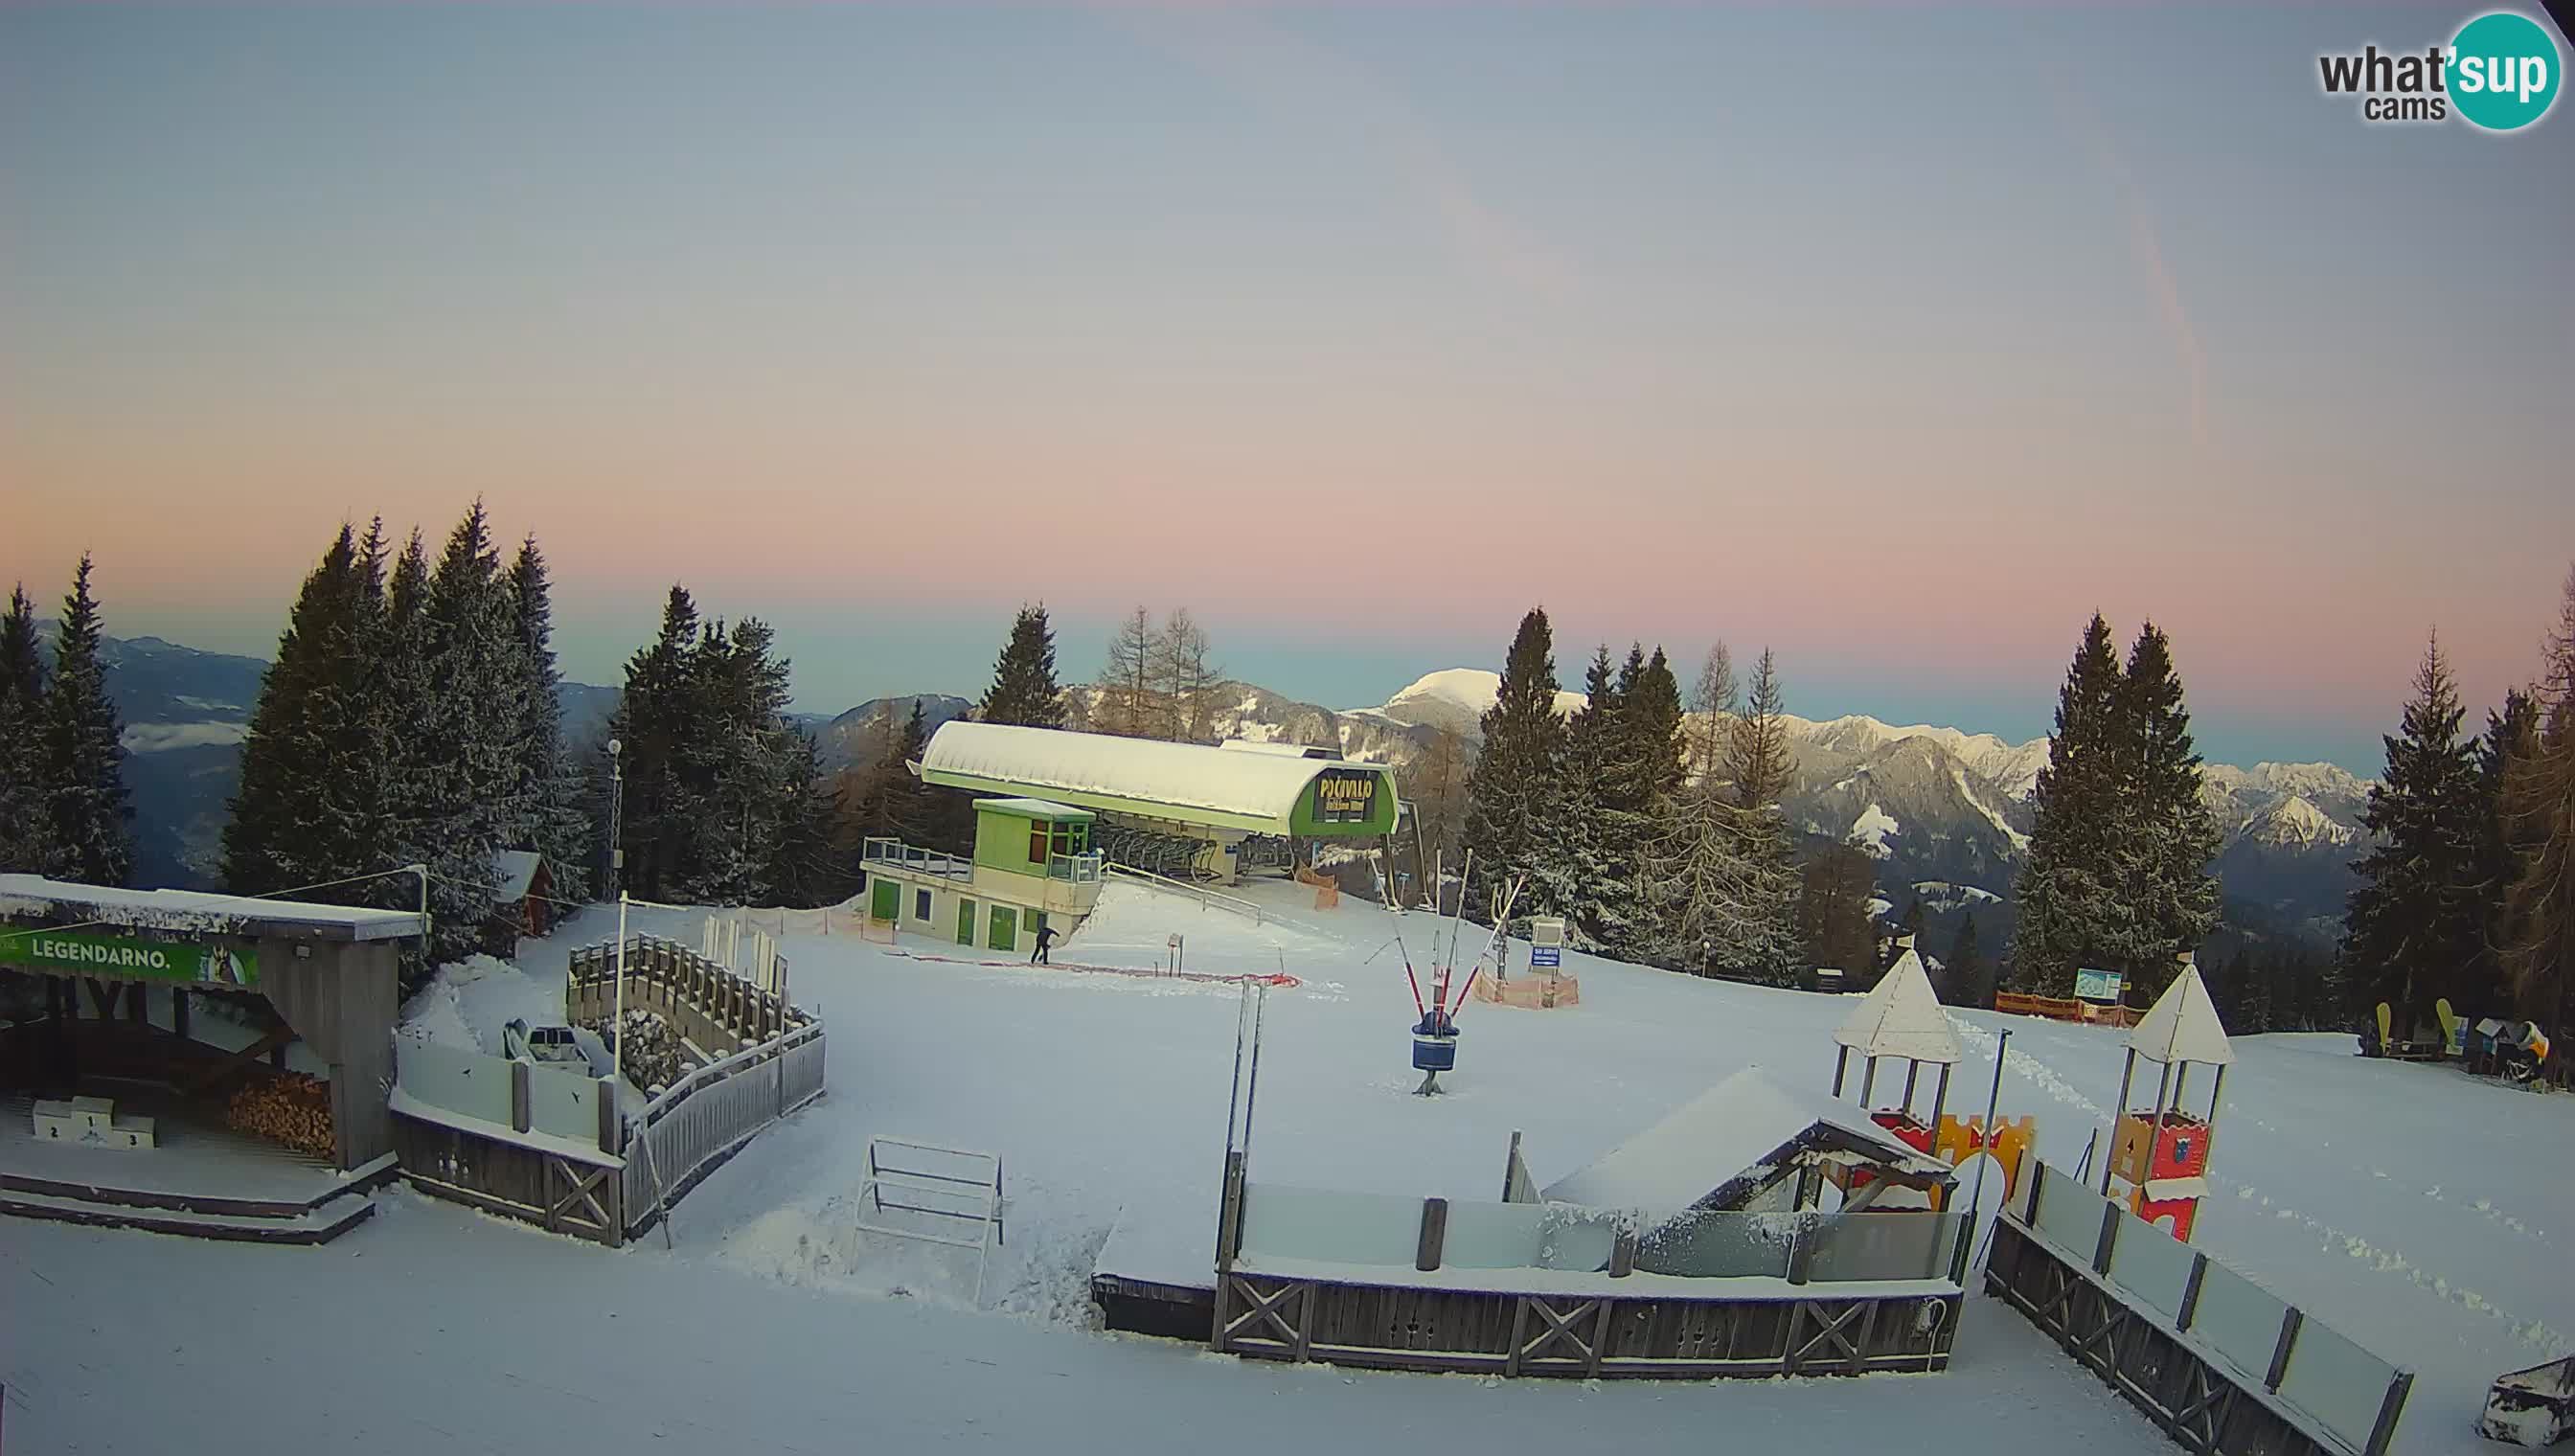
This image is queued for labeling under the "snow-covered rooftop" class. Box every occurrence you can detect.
[2130,959,2235,1066]
[1538,1066,1950,1216]
[1833,949,1961,1064]
[975,797,1093,820]
[922,722,1390,830]
[491,850,543,902]
[0,874,428,942]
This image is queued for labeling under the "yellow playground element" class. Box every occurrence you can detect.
[1931,1114,2036,1208]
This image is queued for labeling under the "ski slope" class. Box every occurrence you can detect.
[8,878,2562,1453]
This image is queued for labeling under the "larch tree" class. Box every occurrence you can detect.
[1686,640,1738,797]
[1095,606,1162,739]
[979,604,1066,728]
[1724,648,1795,812]
[2344,633,2486,1031]
[44,555,133,886]
[1408,724,1471,868]
[1152,608,1224,742]
[2501,566,2575,1030]
[0,585,54,873]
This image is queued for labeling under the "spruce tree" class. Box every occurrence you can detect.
[2116,623,2222,1000]
[980,604,1065,727]
[2468,691,2541,1018]
[2344,634,2486,1032]
[1946,912,1993,1009]
[1561,645,1623,943]
[1461,608,1573,918]
[505,535,591,902]
[0,585,54,874]
[2501,566,2575,1029]
[369,531,440,925]
[391,504,522,964]
[224,526,378,899]
[1796,840,1880,981]
[45,555,133,885]
[608,586,702,900]
[2009,614,2125,991]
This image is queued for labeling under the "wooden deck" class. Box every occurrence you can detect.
[0,1088,391,1243]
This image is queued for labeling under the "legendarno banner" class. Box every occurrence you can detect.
[0,927,259,988]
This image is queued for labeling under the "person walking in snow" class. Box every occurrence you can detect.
[1032,922,1058,966]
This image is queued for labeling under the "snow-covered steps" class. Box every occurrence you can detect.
[0,1150,395,1244]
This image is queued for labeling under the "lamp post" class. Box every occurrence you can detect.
[605,738,625,895]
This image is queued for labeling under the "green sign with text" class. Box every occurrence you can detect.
[0,927,259,988]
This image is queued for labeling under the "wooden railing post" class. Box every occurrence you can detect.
[511,1059,532,1134]
[2266,1307,2303,1391]
[2363,1370,2414,1456]
[1415,1197,1447,1272]
[2092,1199,2121,1275]
[1609,1230,1637,1278]
[2176,1253,2209,1331]
[598,1077,623,1155]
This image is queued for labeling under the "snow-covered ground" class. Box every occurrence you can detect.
[8,877,2564,1453]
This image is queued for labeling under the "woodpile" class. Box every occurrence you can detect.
[226,1072,334,1158]
[583,1009,688,1093]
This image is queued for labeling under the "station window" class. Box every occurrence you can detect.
[914,887,932,922]
[1029,824,1050,864]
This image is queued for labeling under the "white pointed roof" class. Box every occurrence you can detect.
[1832,948,1961,1064]
[2130,960,2235,1066]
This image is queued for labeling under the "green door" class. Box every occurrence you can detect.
[989,905,1017,952]
[871,877,900,921]
[957,899,976,946]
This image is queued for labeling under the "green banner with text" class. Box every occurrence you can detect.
[0,927,259,988]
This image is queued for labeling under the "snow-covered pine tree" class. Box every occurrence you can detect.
[1461,608,1574,920]
[1592,645,1686,956]
[1638,787,1801,983]
[2008,614,2125,992]
[762,725,844,907]
[2344,633,2486,1031]
[672,614,802,905]
[1560,645,1623,944]
[223,526,379,898]
[0,585,55,874]
[2501,565,2575,1030]
[2112,623,2222,1001]
[44,555,133,886]
[369,531,443,934]
[401,503,523,963]
[607,585,701,899]
[979,604,1066,727]
[504,535,591,903]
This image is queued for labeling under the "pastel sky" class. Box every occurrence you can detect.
[4,4,2570,773]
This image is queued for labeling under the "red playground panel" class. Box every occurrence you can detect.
[2111,1111,2211,1185]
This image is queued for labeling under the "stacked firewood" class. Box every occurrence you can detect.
[226,1072,335,1158]
[582,1009,687,1092]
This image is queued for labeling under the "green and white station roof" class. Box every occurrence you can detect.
[919,722,1400,838]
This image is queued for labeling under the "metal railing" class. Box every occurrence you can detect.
[1047,851,1106,883]
[1105,862,1265,924]
[861,837,971,879]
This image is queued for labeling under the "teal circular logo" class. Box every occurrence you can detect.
[2450,11,2562,130]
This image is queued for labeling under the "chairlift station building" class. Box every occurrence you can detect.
[860,723,1401,954]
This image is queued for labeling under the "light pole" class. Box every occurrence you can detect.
[605,738,625,895]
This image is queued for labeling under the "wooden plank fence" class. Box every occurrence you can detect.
[396,934,826,1247]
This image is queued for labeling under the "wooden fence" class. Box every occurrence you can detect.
[1996,991,2140,1028]
[394,935,825,1247]
[568,935,807,1055]
[1986,1162,2411,1456]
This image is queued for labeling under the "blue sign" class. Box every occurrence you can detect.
[1531,946,1561,969]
